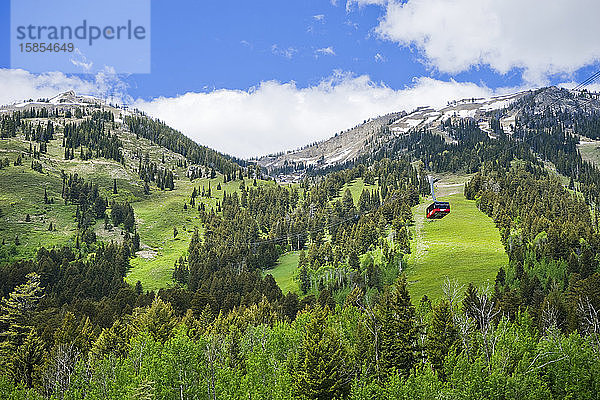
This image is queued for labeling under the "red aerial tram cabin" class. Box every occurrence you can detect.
[426,175,450,219]
[426,201,450,219]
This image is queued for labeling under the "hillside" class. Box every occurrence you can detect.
[3,87,599,294]
[2,87,600,399]
[0,92,255,290]
[256,91,529,179]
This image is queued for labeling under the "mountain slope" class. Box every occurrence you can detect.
[405,176,507,300]
[257,87,600,181]
[0,92,257,290]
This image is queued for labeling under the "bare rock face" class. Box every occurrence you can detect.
[255,112,405,181]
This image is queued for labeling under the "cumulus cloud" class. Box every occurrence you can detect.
[135,72,505,159]
[0,68,522,160]
[0,68,131,105]
[371,0,600,83]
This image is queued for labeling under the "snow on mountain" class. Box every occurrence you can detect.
[256,90,531,180]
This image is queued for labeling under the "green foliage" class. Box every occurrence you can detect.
[0,273,45,387]
[377,276,418,378]
[425,300,458,376]
[292,305,350,399]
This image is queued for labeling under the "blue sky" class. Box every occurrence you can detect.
[0,0,532,98]
[1,0,600,157]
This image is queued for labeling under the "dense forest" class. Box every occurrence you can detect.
[2,91,600,399]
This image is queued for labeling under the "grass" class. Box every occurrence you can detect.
[0,162,78,260]
[126,177,212,291]
[1,118,508,300]
[404,181,508,302]
[126,175,277,291]
[337,177,378,203]
[264,251,300,294]
[578,140,600,167]
[0,130,156,262]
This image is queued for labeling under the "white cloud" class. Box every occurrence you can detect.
[370,0,600,83]
[346,0,387,12]
[313,14,326,22]
[315,47,336,57]
[374,53,386,63]
[271,45,297,59]
[0,68,524,160]
[0,68,131,105]
[135,72,506,159]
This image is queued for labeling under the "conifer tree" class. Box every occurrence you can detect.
[425,300,458,377]
[0,273,45,386]
[292,305,349,399]
[342,188,355,219]
[298,266,310,295]
[135,280,143,295]
[11,328,45,388]
[348,249,360,271]
[377,276,418,378]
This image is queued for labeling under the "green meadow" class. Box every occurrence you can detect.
[264,251,300,294]
[405,185,508,302]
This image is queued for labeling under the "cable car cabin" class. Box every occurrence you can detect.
[426,201,450,219]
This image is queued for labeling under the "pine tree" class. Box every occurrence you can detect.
[377,276,418,378]
[425,300,458,377]
[342,188,355,218]
[113,178,118,194]
[292,305,349,399]
[123,210,135,233]
[11,328,45,388]
[463,283,480,324]
[299,265,310,294]
[135,280,143,295]
[133,231,140,251]
[0,273,45,386]
[348,249,360,271]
